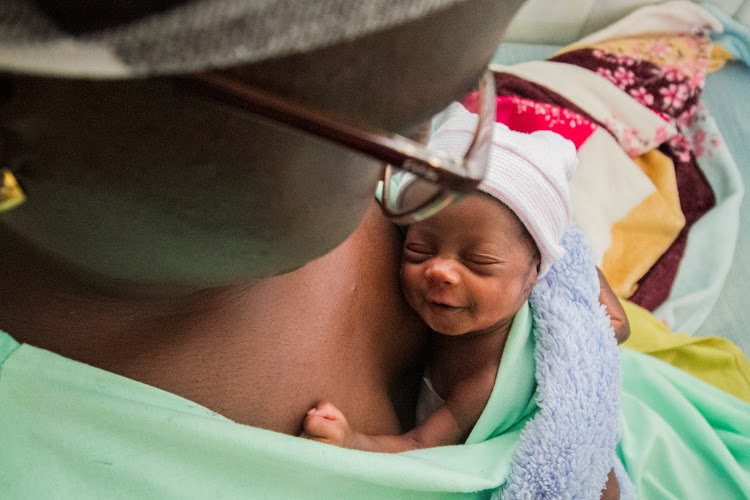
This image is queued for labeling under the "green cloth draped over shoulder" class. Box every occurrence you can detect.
[0,303,538,499]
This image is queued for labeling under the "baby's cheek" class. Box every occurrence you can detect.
[400,263,418,286]
[484,282,522,314]
[400,264,422,305]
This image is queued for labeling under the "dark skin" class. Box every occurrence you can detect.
[1,0,623,496]
[0,203,426,435]
[303,196,628,455]
[1,0,524,436]
[599,267,630,344]
[303,196,627,500]
[303,196,539,450]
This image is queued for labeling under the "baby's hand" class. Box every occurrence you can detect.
[301,401,353,447]
[597,267,630,344]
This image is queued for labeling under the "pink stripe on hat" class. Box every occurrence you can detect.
[427,103,577,278]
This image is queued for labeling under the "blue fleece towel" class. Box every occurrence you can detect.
[496,227,635,499]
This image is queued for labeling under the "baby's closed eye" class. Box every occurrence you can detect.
[462,254,503,274]
[403,244,434,261]
[463,253,501,265]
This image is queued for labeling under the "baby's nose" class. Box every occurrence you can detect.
[425,259,460,285]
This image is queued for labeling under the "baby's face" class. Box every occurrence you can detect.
[401,193,539,337]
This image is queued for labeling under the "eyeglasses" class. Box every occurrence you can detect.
[184,69,496,223]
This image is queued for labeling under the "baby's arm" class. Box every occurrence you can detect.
[302,369,495,452]
[595,269,625,498]
[597,267,630,344]
[302,401,463,452]
[600,467,620,499]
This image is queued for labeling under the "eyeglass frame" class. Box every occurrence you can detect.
[181,69,496,218]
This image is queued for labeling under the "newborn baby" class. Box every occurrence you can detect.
[301,106,621,452]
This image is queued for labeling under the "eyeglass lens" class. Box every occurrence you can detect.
[382,71,494,221]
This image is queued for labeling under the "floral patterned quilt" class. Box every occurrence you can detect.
[483,1,746,333]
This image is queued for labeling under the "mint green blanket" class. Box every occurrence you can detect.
[618,349,750,499]
[0,304,537,499]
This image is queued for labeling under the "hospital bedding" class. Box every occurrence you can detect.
[492,1,750,354]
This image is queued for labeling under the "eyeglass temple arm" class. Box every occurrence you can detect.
[185,72,481,192]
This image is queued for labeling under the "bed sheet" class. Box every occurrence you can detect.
[491,43,749,355]
[694,61,750,353]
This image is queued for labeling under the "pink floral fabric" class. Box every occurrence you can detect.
[550,47,704,124]
[548,32,717,312]
[494,96,597,150]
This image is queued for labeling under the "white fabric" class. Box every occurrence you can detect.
[502,0,599,44]
[739,0,750,25]
[572,1,723,48]
[503,0,749,45]
[415,376,446,426]
[571,128,655,264]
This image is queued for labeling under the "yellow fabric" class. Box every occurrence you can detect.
[601,150,685,298]
[621,299,750,404]
[709,43,735,73]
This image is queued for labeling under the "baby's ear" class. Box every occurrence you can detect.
[524,261,540,296]
[532,254,541,283]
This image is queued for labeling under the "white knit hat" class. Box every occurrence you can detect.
[428,103,577,278]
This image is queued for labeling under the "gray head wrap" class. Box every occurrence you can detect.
[0,0,467,78]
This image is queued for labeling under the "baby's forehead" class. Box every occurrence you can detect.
[406,194,532,245]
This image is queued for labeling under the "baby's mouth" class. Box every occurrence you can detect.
[423,291,462,311]
[427,300,462,311]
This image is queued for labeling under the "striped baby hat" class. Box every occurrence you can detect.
[428,103,578,278]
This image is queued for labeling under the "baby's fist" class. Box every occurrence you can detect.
[301,401,352,447]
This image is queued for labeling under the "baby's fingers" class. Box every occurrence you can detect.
[302,413,348,446]
[307,401,346,421]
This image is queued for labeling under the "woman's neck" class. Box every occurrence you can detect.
[0,229,249,361]
[0,206,430,434]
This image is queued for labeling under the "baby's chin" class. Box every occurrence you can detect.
[406,295,471,336]
[424,318,471,337]
[427,315,508,338]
